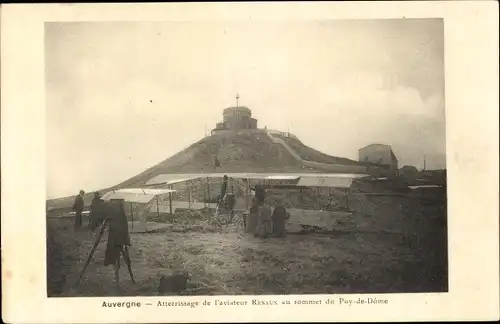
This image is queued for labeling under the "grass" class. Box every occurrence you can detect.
[46,219,85,296]
[47,188,447,297]
[278,135,361,166]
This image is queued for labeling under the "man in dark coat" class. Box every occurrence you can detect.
[89,192,104,231]
[255,198,273,238]
[226,193,236,223]
[272,198,290,237]
[72,190,85,230]
[255,186,266,204]
[103,199,131,287]
[219,175,228,204]
[245,197,259,234]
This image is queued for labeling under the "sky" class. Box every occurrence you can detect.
[46,19,446,199]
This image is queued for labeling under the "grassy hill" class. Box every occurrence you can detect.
[115,132,307,188]
[276,134,360,166]
[47,131,368,210]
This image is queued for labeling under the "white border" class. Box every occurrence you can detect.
[1,2,499,323]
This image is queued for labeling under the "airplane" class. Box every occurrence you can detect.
[101,172,369,232]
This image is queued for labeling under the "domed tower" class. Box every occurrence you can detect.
[213,94,258,133]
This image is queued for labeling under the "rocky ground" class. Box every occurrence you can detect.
[47,188,447,297]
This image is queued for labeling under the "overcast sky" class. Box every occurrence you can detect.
[46,19,445,199]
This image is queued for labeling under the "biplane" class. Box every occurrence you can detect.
[100,172,369,232]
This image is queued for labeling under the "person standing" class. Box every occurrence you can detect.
[219,175,229,207]
[89,192,104,231]
[255,186,266,205]
[245,197,259,234]
[272,198,289,237]
[220,175,228,197]
[255,198,273,238]
[104,199,132,288]
[72,190,85,230]
[226,192,236,223]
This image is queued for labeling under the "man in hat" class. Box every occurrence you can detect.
[255,197,273,238]
[72,190,85,230]
[218,175,229,209]
[89,192,104,231]
[103,199,131,287]
[245,197,259,234]
[272,197,290,237]
[220,175,228,199]
[225,192,236,223]
[255,185,266,205]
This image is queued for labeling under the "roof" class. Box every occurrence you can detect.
[359,143,392,151]
[223,106,251,113]
[101,188,176,204]
[146,173,368,188]
[359,144,398,163]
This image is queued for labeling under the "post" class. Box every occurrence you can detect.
[245,179,249,210]
[328,187,332,210]
[207,177,211,207]
[142,201,147,233]
[345,188,350,211]
[130,202,134,230]
[156,196,160,222]
[300,188,303,211]
[169,192,173,216]
[317,187,321,209]
[204,179,207,208]
[144,203,148,233]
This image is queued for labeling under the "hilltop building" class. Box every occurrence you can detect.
[358,144,399,177]
[212,94,259,135]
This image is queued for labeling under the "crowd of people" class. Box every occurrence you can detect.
[217,176,291,238]
[244,194,290,238]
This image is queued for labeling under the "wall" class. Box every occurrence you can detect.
[214,107,258,132]
[226,117,254,130]
[358,145,398,178]
[211,128,268,136]
[249,118,258,129]
[359,145,391,165]
[223,110,251,121]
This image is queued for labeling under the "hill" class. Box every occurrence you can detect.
[47,131,367,209]
[274,133,360,166]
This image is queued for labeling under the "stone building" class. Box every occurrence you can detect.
[212,95,258,134]
[358,144,399,177]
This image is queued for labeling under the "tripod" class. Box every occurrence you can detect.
[76,220,135,288]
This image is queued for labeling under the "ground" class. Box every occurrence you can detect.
[47,189,447,297]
